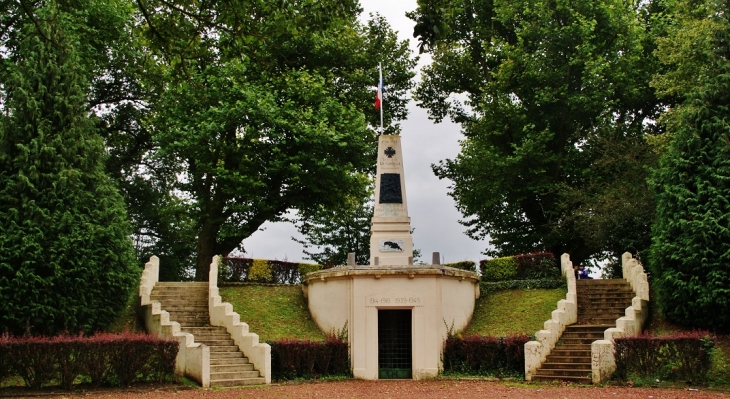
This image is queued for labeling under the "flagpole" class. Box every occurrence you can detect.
[379,62,383,132]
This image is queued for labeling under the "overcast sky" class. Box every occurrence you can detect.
[240,0,489,264]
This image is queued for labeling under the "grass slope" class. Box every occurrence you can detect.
[220,284,325,342]
[463,287,568,337]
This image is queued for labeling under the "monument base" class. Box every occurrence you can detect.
[303,265,479,380]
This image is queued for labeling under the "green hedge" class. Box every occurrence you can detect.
[480,252,558,282]
[443,261,477,272]
[480,278,566,295]
[219,257,323,284]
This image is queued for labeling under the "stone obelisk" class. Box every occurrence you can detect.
[370,134,414,266]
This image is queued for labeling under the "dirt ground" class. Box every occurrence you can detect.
[7,380,729,399]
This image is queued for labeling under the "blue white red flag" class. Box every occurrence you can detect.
[375,66,384,110]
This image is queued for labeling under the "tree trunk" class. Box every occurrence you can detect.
[195,222,220,281]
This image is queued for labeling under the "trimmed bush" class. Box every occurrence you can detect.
[480,257,518,282]
[221,257,322,284]
[515,252,558,279]
[0,331,178,389]
[480,252,559,282]
[443,261,477,272]
[270,337,349,380]
[442,334,530,377]
[614,331,715,383]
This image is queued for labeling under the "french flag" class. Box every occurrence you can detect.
[375,66,384,110]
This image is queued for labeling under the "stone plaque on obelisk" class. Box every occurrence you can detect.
[370,135,414,266]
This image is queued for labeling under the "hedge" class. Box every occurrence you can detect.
[0,331,178,389]
[443,261,477,272]
[479,278,566,295]
[270,338,350,380]
[480,252,559,282]
[614,331,715,383]
[442,334,530,377]
[220,257,323,284]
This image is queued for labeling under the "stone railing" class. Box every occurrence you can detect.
[209,255,271,383]
[524,253,578,380]
[591,252,650,383]
[138,256,210,387]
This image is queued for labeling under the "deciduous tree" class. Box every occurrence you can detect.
[135,2,416,279]
[409,0,663,263]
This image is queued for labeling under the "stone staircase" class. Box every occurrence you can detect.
[531,279,635,384]
[151,282,266,387]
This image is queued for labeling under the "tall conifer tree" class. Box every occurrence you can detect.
[0,4,138,335]
[650,0,730,331]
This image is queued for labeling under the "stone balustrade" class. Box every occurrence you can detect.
[209,255,271,383]
[138,256,210,387]
[524,253,578,380]
[591,252,650,383]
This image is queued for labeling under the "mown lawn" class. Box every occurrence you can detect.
[219,284,325,342]
[462,287,568,337]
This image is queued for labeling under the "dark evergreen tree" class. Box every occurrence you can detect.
[649,0,730,332]
[0,4,139,336]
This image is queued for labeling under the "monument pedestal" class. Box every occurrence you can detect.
[303,135,480,379]
[370,135,413,266]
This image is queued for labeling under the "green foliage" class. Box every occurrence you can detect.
[410,0,664,263]
[248,259,274,283]
[133,2,418,279]
[442,335,529,378]
[480,257,519,282]
[298,263,323,278]
[293,177,373,266]
[614,332,715,384]
[649,0,730,332]
[443,261,477,272]
[0,3,138,336]
[480,279,566,295]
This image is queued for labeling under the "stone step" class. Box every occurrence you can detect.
[539,362,591,370]
[576,318,620,325]
[544,355,591,363]
[532,373,591,384]
[160,302,208,313]
[210,351,246,359]
[578,293,634,300]
[151,293,208,299]
[211,370,261,380]
[549,348,590,357]
[210,345,243,353]
[536,368,592,377]
[561,337,602,345]
[181,326,228,333]
[165,309,211,316]
[210,377,266,387]
[554,344,591,351]
[176,321,210,327]
[196,339,236,346]
[211,363,255,373]
[576,279,630,285]
[211,356,250,365]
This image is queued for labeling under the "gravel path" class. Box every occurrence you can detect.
[25,380,729,399]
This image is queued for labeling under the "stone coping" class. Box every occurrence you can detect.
[302,264,479,284]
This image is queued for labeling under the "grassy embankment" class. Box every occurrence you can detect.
[218,284,568,340]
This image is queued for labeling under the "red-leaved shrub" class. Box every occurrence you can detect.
[0,332,179,389]
[270,338,349,380]
[442,334,530,377]
[614,331,715,383]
